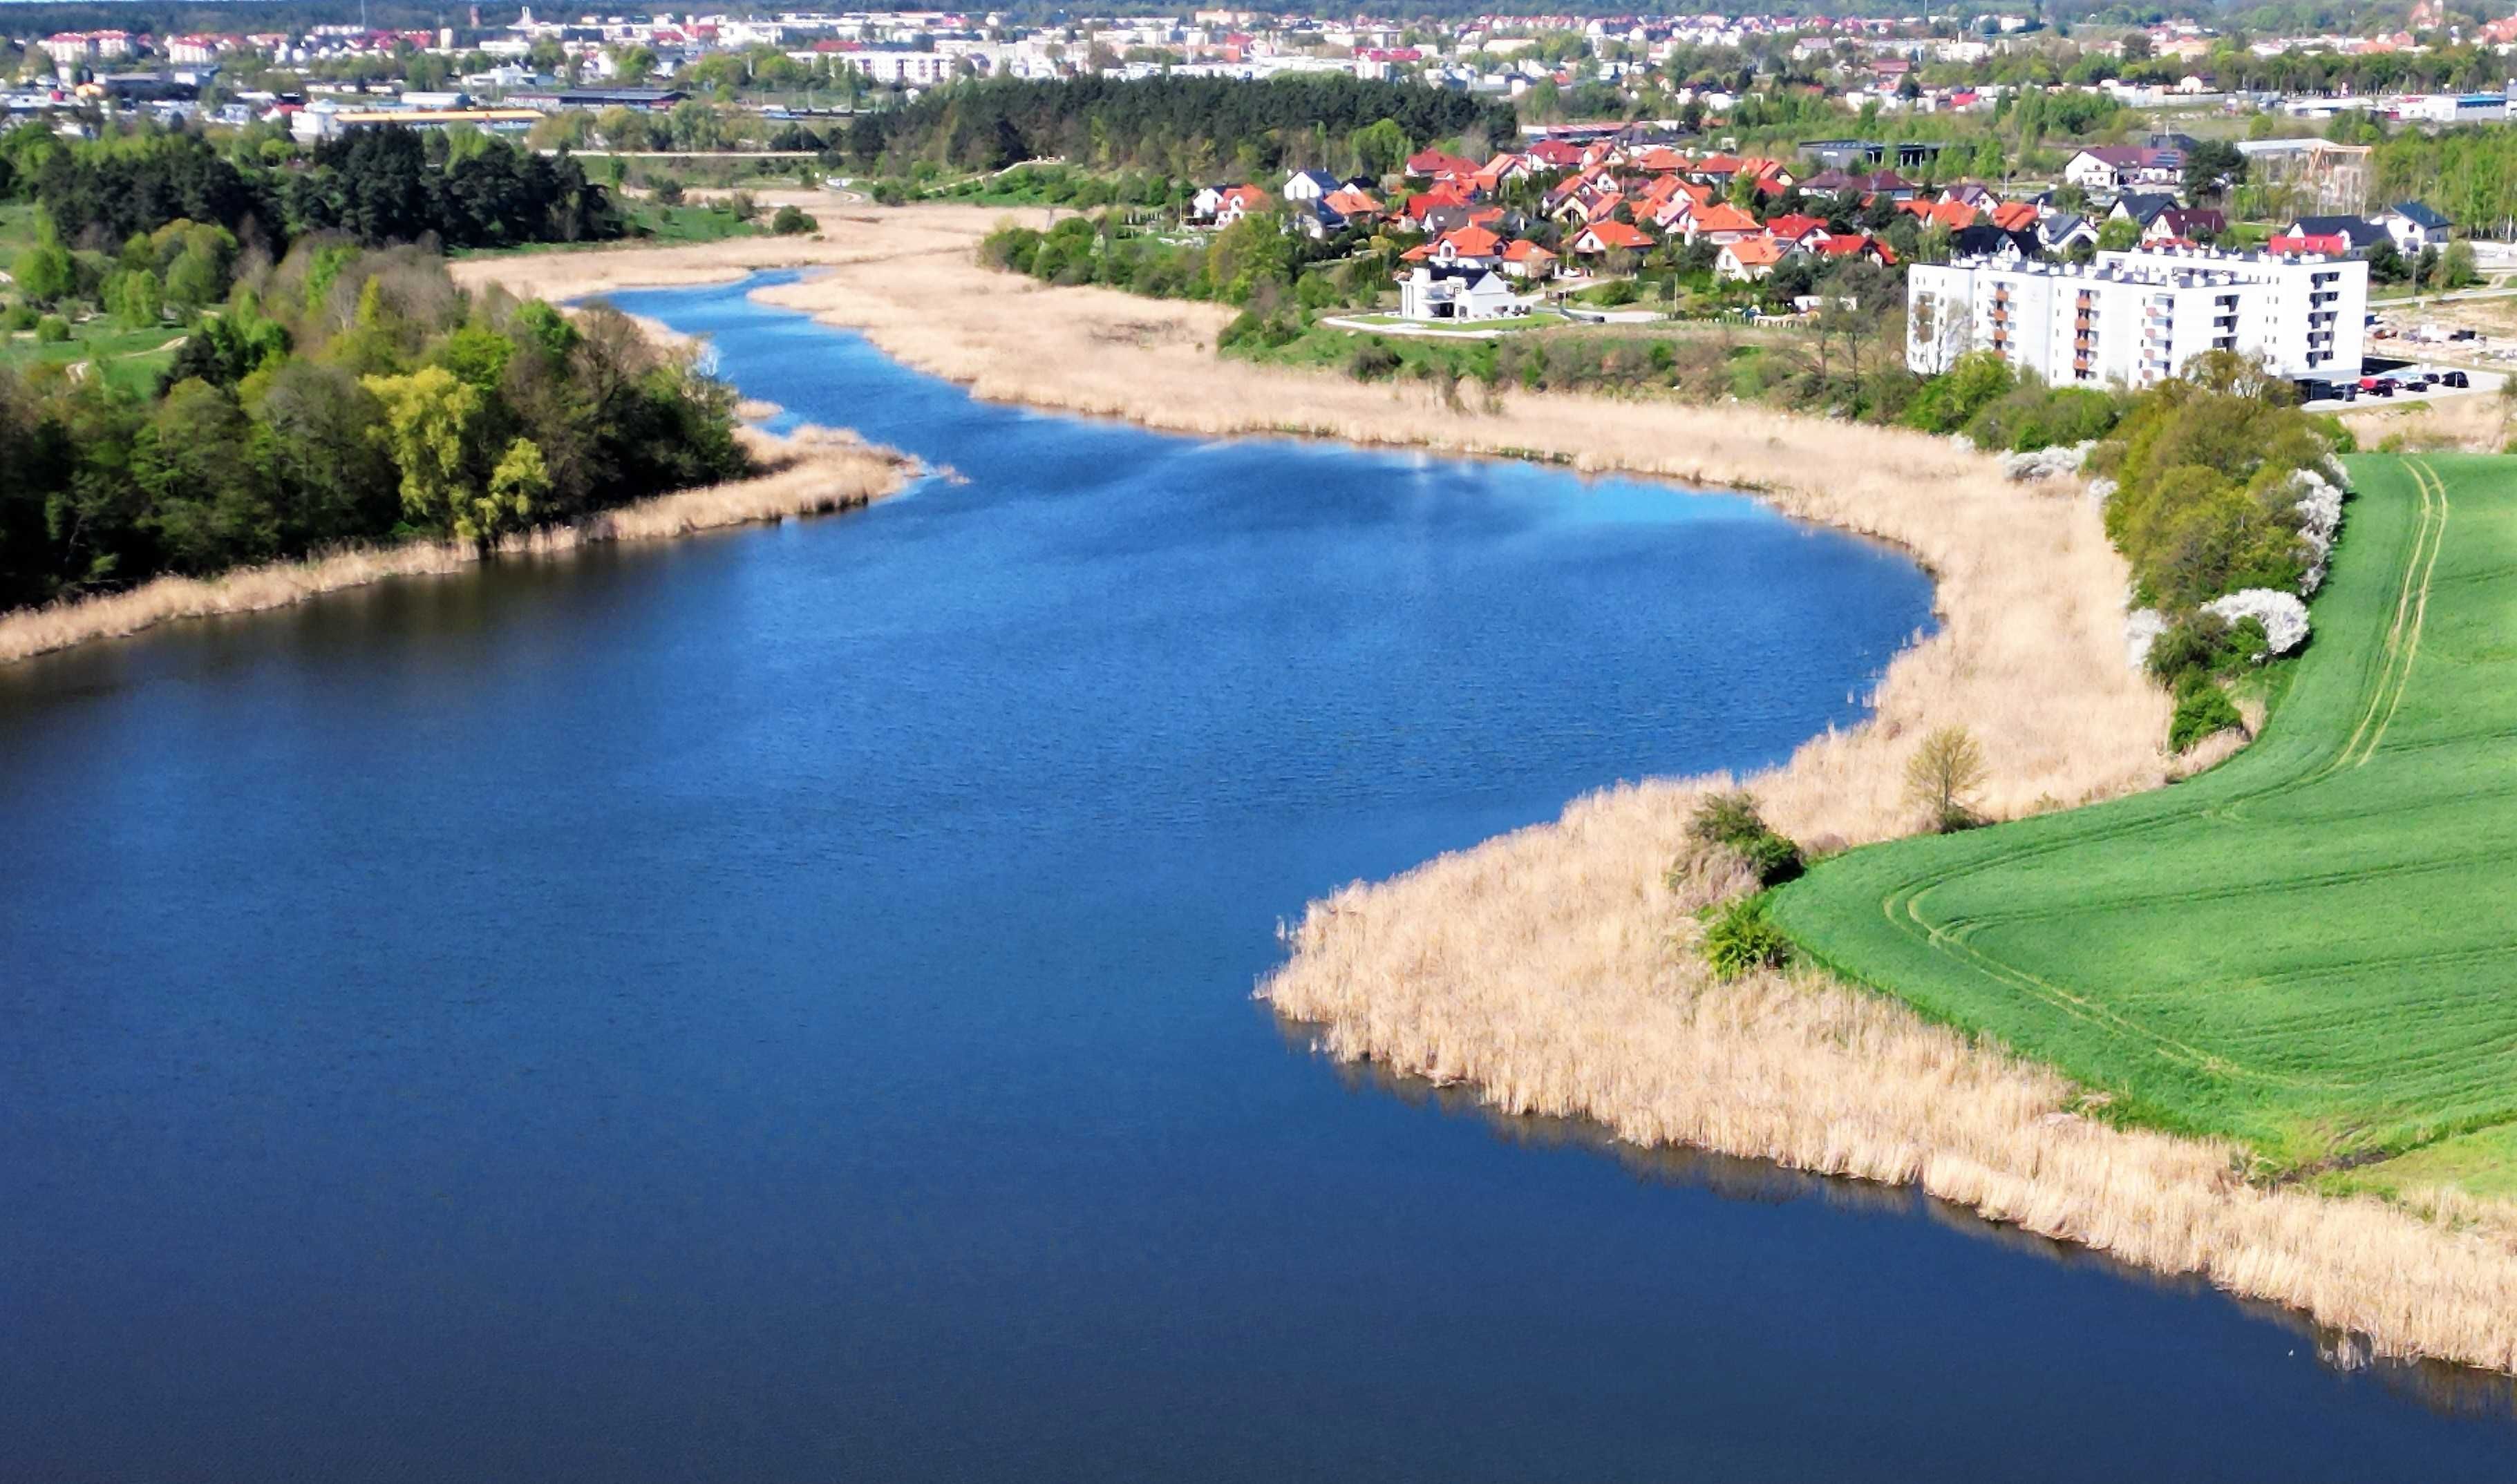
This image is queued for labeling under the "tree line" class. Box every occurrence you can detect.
[0,245,747,612]
[842,74,1514,180]
[13,124,623,254]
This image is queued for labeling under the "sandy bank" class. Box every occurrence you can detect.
[455,208,2517,1373]
[0,424,914,667]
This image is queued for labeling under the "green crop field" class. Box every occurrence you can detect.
[1774,453,2517,1187]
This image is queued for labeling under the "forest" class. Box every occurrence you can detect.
[0,245,747,613]
[12,125,621,254]
[842,74,1514,179]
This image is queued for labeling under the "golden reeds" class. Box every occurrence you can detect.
[460,207,2517,1372]
[0,424,911,665]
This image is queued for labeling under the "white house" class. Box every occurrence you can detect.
[2061,144,2182,200]
[1283,169,1339,203]
[2375,201,2453,254]
[1399,267,1526,322]
[1908,245,2367,386]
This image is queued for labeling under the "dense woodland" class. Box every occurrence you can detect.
[845,75,1514,179]
[0,247,746,612]
[6,125,621,254]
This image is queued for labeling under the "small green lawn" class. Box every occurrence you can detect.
[1,321,185,394]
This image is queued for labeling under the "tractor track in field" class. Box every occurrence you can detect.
[1850,457,2456,1095]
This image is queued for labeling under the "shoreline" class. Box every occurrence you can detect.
[470,209,2516,1373]
[0,423,915,667]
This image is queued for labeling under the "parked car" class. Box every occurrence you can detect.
[2443,370,2471,388]
[2451,328,2480,341]
[2357,375,2382,390]
[2368,379,2397,397]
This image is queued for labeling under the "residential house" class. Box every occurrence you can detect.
[2142,207,2227,244]
[1471,153,1529,193]
[1499,239,1558,281]
[1990,201,2040,233]
[1947,224,2042,263]
[1426,225,1505,269]
[1811,231,1897,266]
[1209,184,1272,226]
[1845,168,1917,202]
[1569,219,1655,257]
[1676,200,1760,245]
[1762,213,1831,249]
[1717,236,1797,281]
[2107,193,2182,229]
[1398,265,1525,321]
[1526,139,1586,172]
[1322,185,1382,224]
[1404,147,1481,180]
[2062,144,2183,200]
[1904,196,1982,231]
[2376,201,2453,254]
[1283,169,1340,203]
[1292,200,1348,240]
[2274,215,2390,254]
[2037,212,2099,255]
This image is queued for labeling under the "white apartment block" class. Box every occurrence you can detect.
[1907,247,2368,388]
[839,49,959,84]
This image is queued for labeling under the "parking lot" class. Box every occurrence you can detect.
[2300,361,2505,411]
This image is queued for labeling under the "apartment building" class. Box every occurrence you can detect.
[1907,247,2367,388]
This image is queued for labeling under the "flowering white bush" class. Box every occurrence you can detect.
[2000,440,2096,482]
[2124,607,2167,670]
[2291,468,2346,594]
[2206,589,2311,656]
[2084,475,2118,506]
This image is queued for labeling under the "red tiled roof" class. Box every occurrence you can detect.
[1576,220,1655,250]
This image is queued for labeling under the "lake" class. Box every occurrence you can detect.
[3,274,2509,1479]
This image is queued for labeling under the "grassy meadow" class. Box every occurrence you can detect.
[1775,453,2517,1181]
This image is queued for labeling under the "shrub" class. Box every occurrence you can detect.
[2096,350,2332,609]
[1216,308,1302,352]
[726,190,760,222]
[2,302,36,332]
[2169,674,2245,752]
[1902,350,2017,435]
[1962,383,2124,453]
[770,204,818,236]
[1347,341,1402,380]
[35,314,70,343]
[1701,895,1792,979]
[650,176,686,205]
[2144,609,2268,685]
[1688,790,1805,886]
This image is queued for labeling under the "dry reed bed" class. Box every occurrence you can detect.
[464,209,2517,1371]
[0,425,912,665]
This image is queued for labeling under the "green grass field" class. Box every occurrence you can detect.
[1773,453,2517,1185]
[1,322,184,395]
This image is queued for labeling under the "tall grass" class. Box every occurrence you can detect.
[466,207,2517,1371]
[0,425,910,665]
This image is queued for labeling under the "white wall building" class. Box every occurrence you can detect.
[1908,247,2367,387]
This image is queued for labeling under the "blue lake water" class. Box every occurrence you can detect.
[3,274,2511,1479]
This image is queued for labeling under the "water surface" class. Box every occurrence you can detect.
[2,276,2509,1479]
